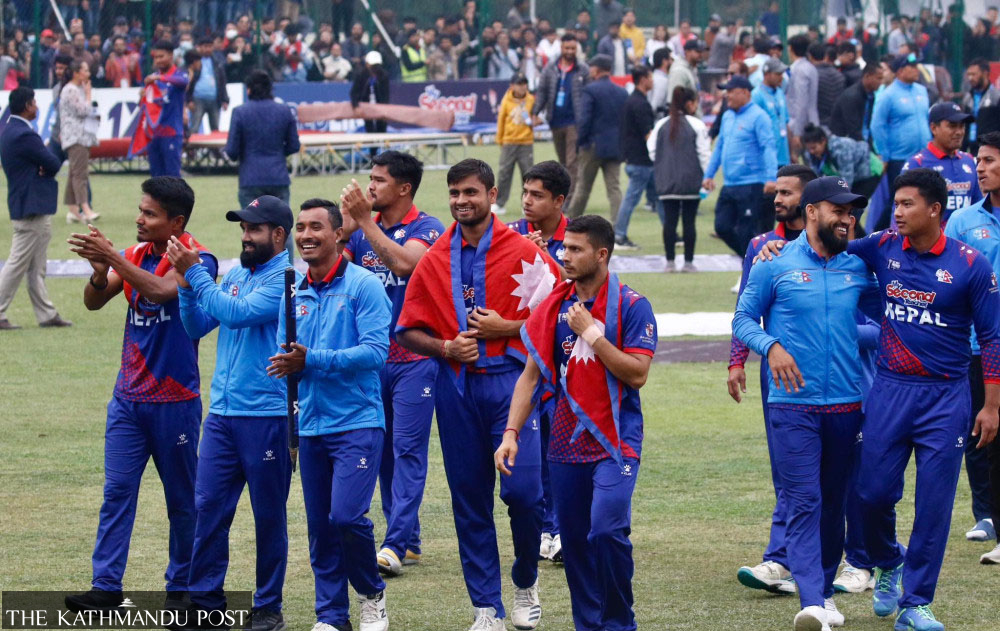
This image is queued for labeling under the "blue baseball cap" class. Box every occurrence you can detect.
[719,75,753,91]
[891,52,918,72]
[226,195,294,234]
[929,101,974,124]
[801,176,868,209]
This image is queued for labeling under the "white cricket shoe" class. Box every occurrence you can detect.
[468,607,505,631]
[736,560,796,593]
[731,275,742,294]
[833,564,873,593]
[377,548,403,577]
[311,623,343,631]
[981,543,1000,564]
[511,581,541,630]
[548,534,562,562]
[358,591,388,631]
[539,533,553,560]
[793,606,830,631]
[824,598,845,627]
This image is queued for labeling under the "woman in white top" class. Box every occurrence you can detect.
[649,86,711,272]
[59,59,99,223]
[644,25,668,66]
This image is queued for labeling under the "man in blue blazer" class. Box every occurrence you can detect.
[566,54,628,221]
[0,86,71,330]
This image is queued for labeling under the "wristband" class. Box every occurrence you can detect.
[441,339,451,358]
[580,324,602,347]
[503,427,519,441]
[89,275,108,291]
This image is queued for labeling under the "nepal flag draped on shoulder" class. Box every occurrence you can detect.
[396,214,561,391]
[523,272,627,468]
[127,78,165,158]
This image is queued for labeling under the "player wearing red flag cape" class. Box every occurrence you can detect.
[396,159,560,631]
[129,41,189,177]
[496,215,656,631]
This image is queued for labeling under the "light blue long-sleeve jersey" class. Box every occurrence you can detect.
[178,251,289,417]
[751,84,790,166]
[870,79,930,161]
[276,258,391,436]
[944,196,1000,354]
[733,232,882,405]
[705,101,778,186]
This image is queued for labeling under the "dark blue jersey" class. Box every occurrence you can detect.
[507,215,568,265]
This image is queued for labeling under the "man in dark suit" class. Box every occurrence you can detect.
[0,86,71,330]
[566,54,628,220]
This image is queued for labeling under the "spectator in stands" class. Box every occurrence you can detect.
[758,1,780,37]
[320,42,353,81]
[0,39,27,89]
[707,22,737,72]
[968,18,996,61]
[60,59,98,225]
[225,36,254,84]
[519,27,542,87]
[332,0,355,43]
[886,16,909,55]
[667,40,702,116]
[650,86,709,272]
[224,70,299,211]
[613,65,657,249]
[811,43,844,128]
[566,54,627,220]
[343,22,368,69]
[597,21,628,77]
[786,34,818,158]
[830,62,883,143]
[87,34,107,87]
[370,32,400,80]
[102,17,130,56]
[649,47,671,118]
[838,41,862,87]
[486,30,520,80]
[400,29,427,82]
[668,18,697,60]
[187,37,229,134]
[963,59,1000,153]
[536,26,561,67]
[276,25,314,83]
[828,17,854,45]
[745,37,772,87]
[533,34,589,208]
[644,24,668,66]
[350,51,390,135]
[104,36,140,88]
[494,73,535,215]
[506,0,531,29]
[594,0,624,42]
[619,10,645,66]
[800,123,872,188]
[39,30,58,88]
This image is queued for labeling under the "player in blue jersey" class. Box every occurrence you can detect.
[65,177,217,611]
[901,102,981,226]
[143,41,189,178]
[849,168,1000,631]
[339,151,445,577]
[506,160,571,562]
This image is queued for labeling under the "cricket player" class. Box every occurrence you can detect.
[496,215,657,631]
[849,168,1000,631]
[268,199,391,631]
[396,159,561,631]
[733,176,881,631]
[170,195,294,631]
[339,151,445,576]
[136,41,189,178]
[65,177,217,611]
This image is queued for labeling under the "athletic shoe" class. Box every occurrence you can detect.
[468,607,504,631]
[311,622,351,631]
[965,518,995,542]
[793,606,830,631]
[491,204,507,216]
[402,550,421,566]
[247,609,285,631]
[548,534,562,563]
[833,564,873,593]
[510,581,541,630]
[736,561,796,594]
[665,261,679,273]
[358,591,387,631]
[824,598,845,628]
[376,548,403,577]
[539,533,553,560]
[894,605,945,631]
[0,318,21,330]
[164,592,189,611]
[681,262,697,273]
[872,562,904,617]
[730,276,742,294]
[64,589,124,612]
[980,543,1000,564]
[614,236,639,250]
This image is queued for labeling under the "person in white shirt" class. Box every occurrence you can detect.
[667,19,696,60]
[644,24,668,66]
[536,28,561,68]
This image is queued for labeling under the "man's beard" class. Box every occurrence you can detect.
[818,221,848,255]
[240,240,277,267]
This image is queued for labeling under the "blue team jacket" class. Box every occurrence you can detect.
[178,251,289,417]
[705,101,778,186]
[277,257,391,436]
[733,232,881,405]
[870,79,931,161]
[945,197,1000,353]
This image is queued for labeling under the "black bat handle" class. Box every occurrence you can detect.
[284,267,299,468]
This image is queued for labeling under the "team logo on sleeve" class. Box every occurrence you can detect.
[393,228,407,239]
[789,271,812,283]
[935,269,953,284]
[973,228,992,240]
[428,229,440,241]
[645,323,655,338]
[230,284,239,296]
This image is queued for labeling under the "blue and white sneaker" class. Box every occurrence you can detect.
[965,518,995,542]
[873,562,904,617]
[894,605,945,631]
[737,561,797,594]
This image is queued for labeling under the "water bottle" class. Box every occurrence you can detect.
[699,187,710,200]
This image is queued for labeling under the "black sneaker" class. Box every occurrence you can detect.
[614,236,639,250]
[247,610,286,631]
[64,589,124,612]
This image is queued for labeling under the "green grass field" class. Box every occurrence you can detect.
[0,145,996,630]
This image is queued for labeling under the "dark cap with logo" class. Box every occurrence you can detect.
[719,75,753,91]
[684,38,705,52]
[929,101,974,124]
[891,52,918,72]
[801,176,868,209]
[226,196,294,234]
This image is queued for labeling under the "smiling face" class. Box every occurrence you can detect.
[295,207,342,265]
[448,174,495,228]
[893,186,939,237]
[808,201,852,254]
[239,222,281,268]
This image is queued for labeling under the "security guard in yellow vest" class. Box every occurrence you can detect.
[400,30,427,82]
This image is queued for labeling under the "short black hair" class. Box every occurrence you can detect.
[652,47,671,68]
[789,34,810,57]
[522,160,571,198]
[753,37,772,54]
[893,168,948,210]
[300,198,343,230]
[197,36,214,46]
[807,41,826,61]
[776,164,818,187]
[566,215,615,255]
[862,62,882,77]
[801,123,827,145]
[979,131,1000,153]
[447,158,495,190]
[246,70,273,100]
[142,177,195,229]
[183,49,200,67]
[371,150,424,196]
[560,32,577,43]
[837,41,856,56]
[969,57,991,74]
[630,64,651,83]
[8,86,34,115]
[152,39,174,53]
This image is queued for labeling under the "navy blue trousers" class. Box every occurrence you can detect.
[92,396,201,591]
[435,368,542,617]
[539,411,559,536]
[187,414,292,611]
[148,136,182,177]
